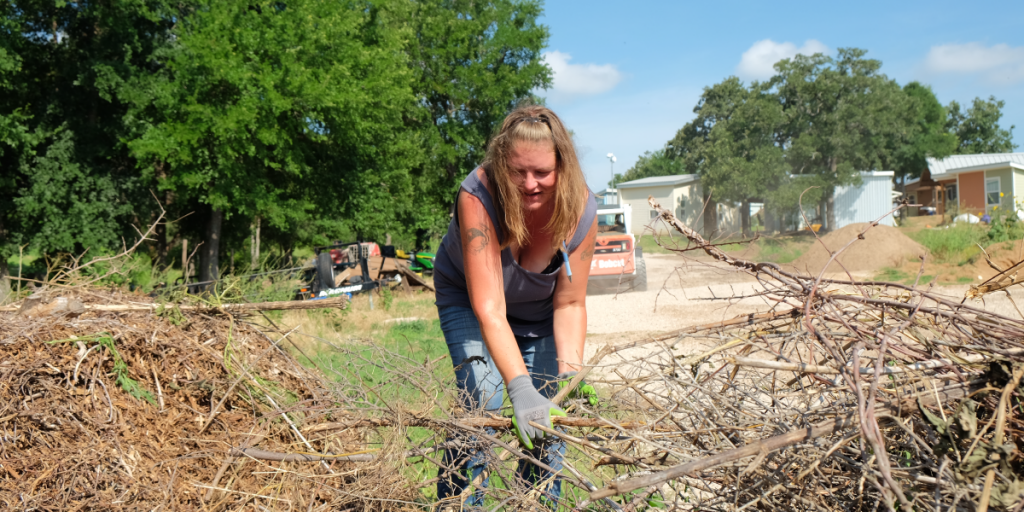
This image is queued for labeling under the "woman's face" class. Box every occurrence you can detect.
[509,140,557,213]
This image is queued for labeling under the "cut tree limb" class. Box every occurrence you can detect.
[303,415,664,434]
[0,296,347,313]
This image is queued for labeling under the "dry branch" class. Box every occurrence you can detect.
[0,295,347,314]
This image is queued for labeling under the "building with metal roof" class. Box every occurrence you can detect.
[910,153,1024,217]
[926,153,1024,178]
[615,174,700,189]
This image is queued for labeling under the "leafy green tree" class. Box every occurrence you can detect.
[771,48,913,232]
[946,96,1018,154]
[404,0,551,239]
[667,77,789,237]
[612,149,686,186]
[0,1,183,298]
[891,82,957,187]
[0,10,28,299]
[129,0,421,283]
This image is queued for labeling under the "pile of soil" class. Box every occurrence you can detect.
[790,223,928,274]
[0,290,411,510]
[970,239,1024,281]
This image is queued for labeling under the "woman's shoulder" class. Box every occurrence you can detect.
[460,167,492,198]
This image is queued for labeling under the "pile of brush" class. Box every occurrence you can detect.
[0,289,420,510]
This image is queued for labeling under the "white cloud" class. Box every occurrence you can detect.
[923,42,1024,85]
[735,39,829,80]
[542,51,622,101]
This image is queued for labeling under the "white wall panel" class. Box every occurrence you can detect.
[834,172,895,228]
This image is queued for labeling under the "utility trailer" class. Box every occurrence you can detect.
[587,203,647,293]
[300,241,434,299]
[300,242,381,299]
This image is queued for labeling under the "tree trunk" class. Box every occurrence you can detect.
[702,192,719,239]
[826,188,836,233]
[155,220,168,268]
[740,200,751,238]
[181,239,189,283]
[200,206,223,286]
[765,208,776,235]
[0,258,10,303]
[824,157,838,233]
[251,217,260,270]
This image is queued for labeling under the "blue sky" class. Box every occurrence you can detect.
[535,0,1024,192]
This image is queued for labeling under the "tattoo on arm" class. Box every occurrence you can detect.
[580,246,593,262]
[467,225,491,254]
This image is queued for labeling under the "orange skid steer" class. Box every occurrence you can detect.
[587,204,647,293]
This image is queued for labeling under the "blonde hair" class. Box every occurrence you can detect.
[483,105,587,250]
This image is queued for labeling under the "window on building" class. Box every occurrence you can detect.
[946,185,958,202]
[650,209,659,219]
[908,195,916,205]
[986,178,1001,206]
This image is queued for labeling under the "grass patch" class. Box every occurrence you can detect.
[635,235,677,255]
[875,267,910,282]
[909,224,989,264]
[873,267,934,286]
[956,276,974,284]
[756,238,807,264]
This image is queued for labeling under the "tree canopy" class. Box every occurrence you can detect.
[661,47,1018,235]
[946,96,1018,155]
[0,0,550,295]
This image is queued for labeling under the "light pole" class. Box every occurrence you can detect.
[606,153,617,191]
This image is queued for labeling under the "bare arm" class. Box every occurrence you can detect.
[459,190,528,385]
[552,217,598,374]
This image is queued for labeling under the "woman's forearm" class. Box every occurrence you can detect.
[475,306,529,384]
[552,303,587,374]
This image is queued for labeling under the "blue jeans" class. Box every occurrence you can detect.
[436,306,565,508]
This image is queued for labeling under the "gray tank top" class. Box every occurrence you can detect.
[434,169,598,337]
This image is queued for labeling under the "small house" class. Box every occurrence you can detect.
[617,172,894,236]
[910,153,1024,217]
[615,174,740,236]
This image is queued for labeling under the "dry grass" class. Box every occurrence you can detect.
[276,291,440,353]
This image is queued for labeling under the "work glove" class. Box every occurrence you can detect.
[507,374,566,450]
[557,371,599,407]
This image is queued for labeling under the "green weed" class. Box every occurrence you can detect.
[873,267,934,286]
[48,333,157,406]
[756,238,806,264]
[910,224,989,264]
[380,285,394,311]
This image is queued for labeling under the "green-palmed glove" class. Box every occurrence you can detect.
[507,374,566,450]
[557,371,598,407]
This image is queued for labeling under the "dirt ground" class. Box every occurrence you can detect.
[585,253,765,341]
[583,250,1024,355]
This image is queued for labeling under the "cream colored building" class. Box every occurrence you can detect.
[616,174,740,236]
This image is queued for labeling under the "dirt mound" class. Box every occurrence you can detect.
[790,223,928,274]
[970,239,1024,281]
[0,291,412,510]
